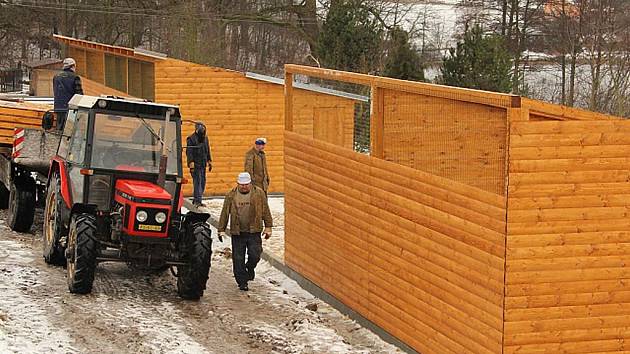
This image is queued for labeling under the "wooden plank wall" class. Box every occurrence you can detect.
[285,131,507,354]
[383,90,508,195]
[154,59,356,196]
[505,117,630,353]
[29,69,128,98]
[0,101,48,145]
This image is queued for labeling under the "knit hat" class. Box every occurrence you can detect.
[237,172,252,184]
[62,58,76,69]
[255,137,267,145]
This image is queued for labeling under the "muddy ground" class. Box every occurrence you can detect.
[0,210,400,354]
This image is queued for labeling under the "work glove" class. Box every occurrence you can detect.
[217,231,225,242]
[188,162,195,175]
[263,227,272,240]
[208,162,213,172]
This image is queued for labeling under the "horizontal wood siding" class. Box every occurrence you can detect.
[383,90,508,195]
[285,131,506,354]
[505,118,630,353]
[0,102,48,145]
[155,59,356,196]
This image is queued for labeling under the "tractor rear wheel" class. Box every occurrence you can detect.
[43,173,66,265]
[66,214,98,294]
[0,183,9,209]
[8,181,35,232]
[177,222,212,300]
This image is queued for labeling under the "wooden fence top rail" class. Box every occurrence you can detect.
[522,98,624,121]
[53,34,164,62]
[285,64,521,109]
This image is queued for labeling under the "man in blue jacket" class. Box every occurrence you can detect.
[53,58,83,130]
[186,122,212,207]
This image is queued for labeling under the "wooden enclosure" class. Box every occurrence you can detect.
[53,35,359,196]
[284,65,630,353]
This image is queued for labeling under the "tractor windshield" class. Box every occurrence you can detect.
[91,113,180,175]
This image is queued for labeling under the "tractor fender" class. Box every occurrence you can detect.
[48,157,72,209]
[182,212,210,228]
[70,203,97,217]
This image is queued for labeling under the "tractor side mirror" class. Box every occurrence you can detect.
[41,111,54,130]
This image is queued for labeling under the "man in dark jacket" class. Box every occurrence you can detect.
[53,58,83,130]
[244,137,270,193]
[186,122,212,207]
[218,172,273,291]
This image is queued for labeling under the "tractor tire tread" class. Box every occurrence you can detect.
[8,182,35,232]
[68,214,98,294]
[177,222,212,300]
[43,173,66,265]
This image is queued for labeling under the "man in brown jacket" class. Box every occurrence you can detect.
[244,137,270,193]
[218,172,273,291]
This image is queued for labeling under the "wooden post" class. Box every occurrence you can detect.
[284,71,294,132]
[370,85,384,158]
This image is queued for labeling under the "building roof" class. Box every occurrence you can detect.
[53,34,167,62]
[245,72,369,103]
[24,58,63,69]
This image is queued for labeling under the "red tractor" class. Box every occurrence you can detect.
[39,95,213,299]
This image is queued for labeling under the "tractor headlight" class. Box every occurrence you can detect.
[155,212,167,224]
[136,210,148,222]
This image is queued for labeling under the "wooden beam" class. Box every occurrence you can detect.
[285,64,520,109]
[284,72,294,132]
[370,85,384,158]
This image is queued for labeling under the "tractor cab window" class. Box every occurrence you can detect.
[91,113,179,175]
[66,110,89,164]
[57,109,78,158]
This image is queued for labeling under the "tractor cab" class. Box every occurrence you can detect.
[43,95,213,300]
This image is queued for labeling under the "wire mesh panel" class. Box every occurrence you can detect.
[290,74,371,154]
[353,101,371,154]
[381,86,508,195]
[285,66,511,195]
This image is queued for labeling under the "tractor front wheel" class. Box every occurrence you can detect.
[66,214,98,294]
[177,223,212,300]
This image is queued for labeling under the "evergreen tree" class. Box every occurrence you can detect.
[383,27,425,82]
[316,1,383,74]
[439,25,512,93]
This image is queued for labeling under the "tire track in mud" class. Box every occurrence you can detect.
[1,210,399,354]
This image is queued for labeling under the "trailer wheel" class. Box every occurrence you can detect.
[8,181,35,232]
[43,173,66,265]
[66,214,98,294]
[0,183,9,209]
[177,222,212,300]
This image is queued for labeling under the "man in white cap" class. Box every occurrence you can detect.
[244,137,270,194]
[53,58,83,130]
[218,172,273,291]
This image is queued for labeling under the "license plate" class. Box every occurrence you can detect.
[138,224,162,232]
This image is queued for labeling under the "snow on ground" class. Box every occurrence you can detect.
[0,238,76,354]
[0,208,401,354]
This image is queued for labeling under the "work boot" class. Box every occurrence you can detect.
[247,268,255,281]
[238,282,249,291]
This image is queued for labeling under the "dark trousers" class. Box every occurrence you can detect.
[56,111,68,131]
[231,232,263,286]
[192,165,206,204]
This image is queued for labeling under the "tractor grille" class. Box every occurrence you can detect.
[88,175,112,210]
